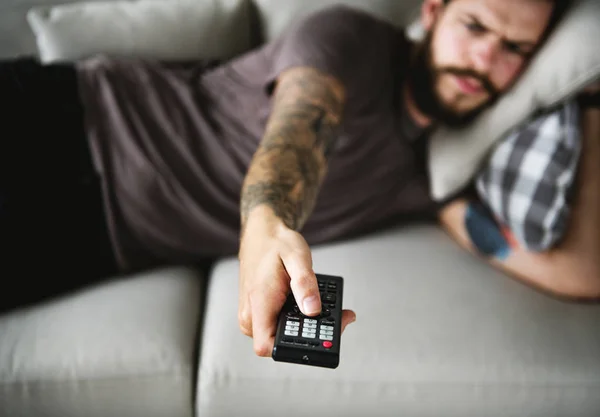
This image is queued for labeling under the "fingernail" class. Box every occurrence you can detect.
[303,296,320,315]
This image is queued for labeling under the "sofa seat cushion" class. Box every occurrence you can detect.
[0,267,204,417]
[197,225,600,417]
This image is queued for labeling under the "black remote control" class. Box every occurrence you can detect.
[272,273,344,369]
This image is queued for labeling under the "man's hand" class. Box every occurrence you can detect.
[237,66,354,356]
[238,206,356,357]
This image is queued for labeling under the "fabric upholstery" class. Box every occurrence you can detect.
[0,267,204,417]
[197,225,600,417]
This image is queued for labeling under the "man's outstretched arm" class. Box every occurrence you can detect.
[237,67,357,358]
[439,104,600,301]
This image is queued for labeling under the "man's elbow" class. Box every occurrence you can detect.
[533,250,600,302]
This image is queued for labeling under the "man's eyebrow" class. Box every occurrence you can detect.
[466,13,537,48]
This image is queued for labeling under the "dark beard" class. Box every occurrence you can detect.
[408,30,500,128]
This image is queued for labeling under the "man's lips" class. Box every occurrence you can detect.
[454,75,485,95]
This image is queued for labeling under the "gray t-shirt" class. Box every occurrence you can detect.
[76,5,435,273]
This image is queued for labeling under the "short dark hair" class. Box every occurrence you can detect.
[441,0,573,38]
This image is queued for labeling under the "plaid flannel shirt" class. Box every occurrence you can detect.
[475,99,581,252]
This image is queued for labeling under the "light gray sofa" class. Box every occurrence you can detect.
[1,1,599,416]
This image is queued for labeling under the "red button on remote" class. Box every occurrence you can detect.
[323,341,333,349]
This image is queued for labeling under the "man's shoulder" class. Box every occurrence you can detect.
[261,5,411,98]
[299,4,401,35]
[278,4,409,65]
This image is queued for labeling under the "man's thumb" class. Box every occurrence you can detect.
[281,250,321,317]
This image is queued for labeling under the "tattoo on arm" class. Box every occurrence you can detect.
[464,201,512,261]
[240,67,345,232]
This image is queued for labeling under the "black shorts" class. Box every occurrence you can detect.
[0,57,118,313]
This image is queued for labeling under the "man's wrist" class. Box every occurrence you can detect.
[241,205,290,240]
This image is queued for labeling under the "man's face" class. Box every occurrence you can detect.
[410,0,554,127]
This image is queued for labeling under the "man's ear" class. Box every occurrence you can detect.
[421,0,446,31]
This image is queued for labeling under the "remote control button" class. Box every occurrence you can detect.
[282,337,294,343]
[285,330,299,336]
[327,282,337,289]
[319,335,333,341]
[319,308,331,318]
[322,341,333,349]
[302,332,316,338]
[304,319,317,324]
[304,323,317,329]
[318,282,325,289]
[286,326,300,333]
[323,293,336,303]
[286,320,299,327]
[309,341,320,347]
[320,331,334,338]
[320,325,334,331]
[304,328,316,334]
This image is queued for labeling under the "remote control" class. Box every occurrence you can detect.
[272,273,344,369]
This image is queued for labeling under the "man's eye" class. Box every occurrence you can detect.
[465,22,485,33]
[504,42,525,55]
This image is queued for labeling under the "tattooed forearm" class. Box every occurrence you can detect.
[241,144,322,230]
[240,67,345,232]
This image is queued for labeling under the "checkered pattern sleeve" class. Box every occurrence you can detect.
[475,99,582,252]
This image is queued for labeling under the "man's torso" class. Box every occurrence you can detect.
[75,5,435,272]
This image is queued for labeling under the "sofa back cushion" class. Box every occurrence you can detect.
[0,0,95,58]
[27,0,253,63]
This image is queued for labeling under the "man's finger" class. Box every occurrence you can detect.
[238,296,253,337]
[281,250,321,317]
[249,289,279,357]
[238,276,253,336]
[340,309,356,334]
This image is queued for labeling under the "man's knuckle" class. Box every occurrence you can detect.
[253,342,270,357]
[238,311,252,331]
[239,325,252,337]
[295,272,316,290]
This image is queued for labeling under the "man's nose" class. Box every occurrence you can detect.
[470,38,498,75]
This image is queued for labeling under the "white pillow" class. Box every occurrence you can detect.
[427,0,600,201]
[26,0,253,63]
